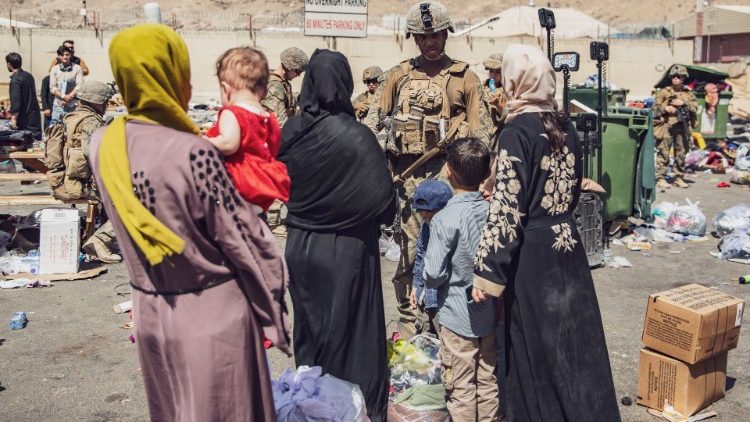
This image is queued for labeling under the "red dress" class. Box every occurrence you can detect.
[206,105,290,210]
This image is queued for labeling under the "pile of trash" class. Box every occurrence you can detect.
[711,204,750,262]
[1,212,42,276]
[188,101,220,133]
[685,141,750,179]
[387,334,445,411]
[272,366,368,422]
[609,201,709,263]
[103,101,220,133]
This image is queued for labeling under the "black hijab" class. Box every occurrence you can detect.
[279,49,396,231]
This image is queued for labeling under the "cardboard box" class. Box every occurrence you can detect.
[642,284,744,364]
[637,348,726,416]
[39,208,80,274]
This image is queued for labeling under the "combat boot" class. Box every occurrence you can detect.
[673,178,689,188]
[656,179,670,189]
[82,236,123,264]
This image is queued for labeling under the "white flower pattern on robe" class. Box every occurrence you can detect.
[474,149,525,271]
[540,144,577,252]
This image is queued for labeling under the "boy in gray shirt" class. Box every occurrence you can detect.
[424,137,499,421]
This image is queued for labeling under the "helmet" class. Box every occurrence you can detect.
[76,81,114,105]
[362,66,384,83]
[483,53,503,70]
[669,65,689,79]
[280,47,309,72]
[406,1,454,39]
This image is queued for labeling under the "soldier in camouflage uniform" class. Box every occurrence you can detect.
[653,65,697,189]
[480,53,508,148]
[263,47,308,230]
[379,1,487,333]
[262,47,308,127]
[64,81,121,263]
[352,66,383,122]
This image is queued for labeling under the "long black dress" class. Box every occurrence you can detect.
[473,113,621,421]
[279,49,397,422]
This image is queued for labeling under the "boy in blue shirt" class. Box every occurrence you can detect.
[409,179,453,336]
[424,138,498,421]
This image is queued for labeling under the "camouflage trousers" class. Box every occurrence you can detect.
[655,124,689,180]
[266,200,286,226]
[94,219,116,245]
[392,154,447,324]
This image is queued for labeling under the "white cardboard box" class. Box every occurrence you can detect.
[39,208,80,274]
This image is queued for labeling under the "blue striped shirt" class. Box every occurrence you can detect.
[424,191,496,338]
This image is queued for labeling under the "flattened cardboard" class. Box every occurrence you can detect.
[642,284,744,364]
[637,348,727,416]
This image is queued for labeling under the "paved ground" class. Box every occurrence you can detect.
[1,171,749,421]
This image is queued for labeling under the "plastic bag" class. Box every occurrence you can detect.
[736,155,750,171]
[685,149,709,168]
[272,366,367,422]
[652,201,678,229]
[379,229,401,262]
[718,232,750,260]
[666,200,706,236]
[731,170,750,185]
[712,204,750,237]
[388,334,442,396]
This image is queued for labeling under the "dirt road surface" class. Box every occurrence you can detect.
[1,171,748,421]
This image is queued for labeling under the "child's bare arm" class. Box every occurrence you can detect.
[204,110,241,155]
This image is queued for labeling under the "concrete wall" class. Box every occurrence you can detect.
[1,28,693,101]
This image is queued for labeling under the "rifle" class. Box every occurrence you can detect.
[392,112,466,184]
[669,94,694,148]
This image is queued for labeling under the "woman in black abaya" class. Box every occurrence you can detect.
[471,44,621,421]
[278,49,397,422]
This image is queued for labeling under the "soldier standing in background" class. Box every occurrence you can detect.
[262,47,309,128]
[480,53,508,147]
[653,65,697,189]
[263,47,308,230]
[379,0,487,335]
[353,66,383,122]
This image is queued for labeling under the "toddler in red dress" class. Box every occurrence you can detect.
[205,47,290,213]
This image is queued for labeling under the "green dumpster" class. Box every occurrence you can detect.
[579,107,655,221]
[570,87,630,109]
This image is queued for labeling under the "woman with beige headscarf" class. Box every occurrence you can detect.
[89,24,290,420]
[471,44,620,421]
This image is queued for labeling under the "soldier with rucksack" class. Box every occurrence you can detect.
[44,81,121,263]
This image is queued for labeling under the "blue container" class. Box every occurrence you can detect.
[10,312,27,330]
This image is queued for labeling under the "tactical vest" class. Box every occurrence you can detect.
[392,59,471,155]
[44,109,101,200]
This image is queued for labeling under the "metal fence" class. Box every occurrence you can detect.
[609,23,676,40]
[9,8,304,31]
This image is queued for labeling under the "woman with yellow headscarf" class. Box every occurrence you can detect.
[88,24,290,421]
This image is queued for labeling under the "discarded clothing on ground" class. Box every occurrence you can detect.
[272,365,368,422]
[393,384,447,411]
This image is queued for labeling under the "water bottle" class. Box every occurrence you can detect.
[740,275,750,285]
[10,312,27,330]
[488,79,497,93]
